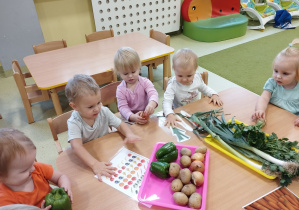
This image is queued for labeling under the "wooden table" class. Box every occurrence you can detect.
[56,87,299,210]
[23,32,174,115]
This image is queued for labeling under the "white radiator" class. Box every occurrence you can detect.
[91,0,181,36]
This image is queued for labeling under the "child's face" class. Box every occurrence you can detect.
[70,90,102,121]
[119,68,140,86]
[3,148,36,188]
[273,56,297,89]
[174,64,196,86]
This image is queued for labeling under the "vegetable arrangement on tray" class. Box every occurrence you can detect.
[178,108,299,187]
[150,142,208,209]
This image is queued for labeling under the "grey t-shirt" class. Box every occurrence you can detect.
[67,106,122,143]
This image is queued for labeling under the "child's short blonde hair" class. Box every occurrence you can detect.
[65,74,100,103]
[275,38,299,81]
[113,47,141,74]
[0,128,36,178]
[172,48,198,71]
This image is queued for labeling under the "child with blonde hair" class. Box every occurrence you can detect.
[163,48,223,127]
[0,128,72,209]
[65,74,141,181]
[252,39,299,126]
[114,47,159,124]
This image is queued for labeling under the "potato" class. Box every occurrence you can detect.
[180,155,191,168]
[195,145,207,154]
[188,192,202,209]
[171,179,183,192]
[169,162,180,177]
[181,184,196,197]
[179,168,191,184]
[180,148,192,156]
[173,192,188,206]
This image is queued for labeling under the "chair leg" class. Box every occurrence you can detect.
[22,100,34,123]
[0,114,2,119]
[148,64,153,82]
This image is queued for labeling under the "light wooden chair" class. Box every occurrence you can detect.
[85,29,114,43]
[164,71,208,99]
[32,39,67,54]
[0,114,2,119]
[47,110,73,154]
[12,60,50,124]
[146,29,170,82]
[92,70,117,86]
[100,81,121,111]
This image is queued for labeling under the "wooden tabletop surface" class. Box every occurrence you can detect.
[23,32,174,90]
[56,87,299,210]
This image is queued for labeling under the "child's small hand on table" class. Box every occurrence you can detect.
[251,110,265,121]
[164,113,181,128]
[92,161,117,182]
[294,117,299,127]
[209,95,223,106]
[124,133,142,144]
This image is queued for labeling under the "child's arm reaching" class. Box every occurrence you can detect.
[294,118,299,127]
[70,138,117,181]
[144,100,158,116]
[49,170,73,202]
[117,122,142,143]
[252,90,271,121]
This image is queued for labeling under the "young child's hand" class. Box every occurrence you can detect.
[144,101,157,116]
[59,177,73,203]
[124,133,142,144]
[251,110,266,121]
[130,112,148,124]
[164,113,182,128]
[294,117,299,127]
[92,161,117,182]
[41,200,52,210]
[209,95,223,106]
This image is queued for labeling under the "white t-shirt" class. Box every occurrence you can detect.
[163,72,217,116]
[67,106,122,143]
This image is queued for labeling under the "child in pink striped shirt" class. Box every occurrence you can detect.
[114,47,159,124]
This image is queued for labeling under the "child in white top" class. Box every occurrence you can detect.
[65,74,141,181]
[252,39,299,126]
[163,48,223,127]
[114,47,159,124]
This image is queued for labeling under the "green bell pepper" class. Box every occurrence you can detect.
[155,142,178,163]
[150,161,170,179]
[45,187,71,210]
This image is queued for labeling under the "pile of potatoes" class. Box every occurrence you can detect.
[170,145,207,209]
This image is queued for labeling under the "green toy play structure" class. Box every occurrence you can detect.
[181,0,248,42]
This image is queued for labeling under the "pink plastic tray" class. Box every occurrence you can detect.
[138,142,209,210]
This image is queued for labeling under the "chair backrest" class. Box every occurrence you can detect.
[164,71,209,99]
[92,70,117,86]
[33,39,67,54]
[12,60,26,87]
[47,110,73,154]
[85,29,114,43]
[100,81,121,108]
[149,29,170,46]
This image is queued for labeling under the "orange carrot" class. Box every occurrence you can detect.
[251,202,270,210]
[280,187,299,206]
[245,206,258,210]
[271,190,281,199]
[256,198,272,209]
[278,197,296,210]
[276,189,284,197]
[277,201,289,210]
[284,194,298,206]
[264,195,277,204]
[267,201,280,210]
